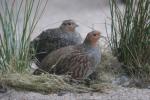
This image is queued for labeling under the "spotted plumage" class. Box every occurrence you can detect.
[34,31,101,80]
[31,20,82,62]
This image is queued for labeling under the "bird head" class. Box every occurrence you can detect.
[84,31,101,46]
[60,20,78,32]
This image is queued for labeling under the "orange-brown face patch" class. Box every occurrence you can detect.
[87,31,101,44]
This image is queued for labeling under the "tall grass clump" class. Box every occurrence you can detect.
[0,0,47,73]
[109,0,150,79]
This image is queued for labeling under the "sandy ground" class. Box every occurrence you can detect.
[0,87,150,100]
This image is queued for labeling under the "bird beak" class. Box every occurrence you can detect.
[75,24,78,27]
[100,35,105,38]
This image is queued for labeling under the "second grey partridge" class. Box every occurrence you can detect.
[31,20,82,63]
[34,31,101,80]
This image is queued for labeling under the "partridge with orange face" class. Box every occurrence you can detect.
[31,20,82,63]
[34,31,101,80]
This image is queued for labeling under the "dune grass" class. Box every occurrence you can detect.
[109,0,150,79]
[0,0,47,73]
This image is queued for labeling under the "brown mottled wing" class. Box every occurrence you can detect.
[54,50,94,79]
[38,46,74,73]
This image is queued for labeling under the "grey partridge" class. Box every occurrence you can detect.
[31,20,82,63]
[34,31,101,80]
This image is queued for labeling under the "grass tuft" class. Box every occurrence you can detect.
[0,73,112,93]
[109,0,150,79]
[0,0,47,73]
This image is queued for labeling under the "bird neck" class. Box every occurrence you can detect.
[83,40,97,48]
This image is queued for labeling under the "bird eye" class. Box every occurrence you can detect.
[68,23,71,25]
[93,34,97,36]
